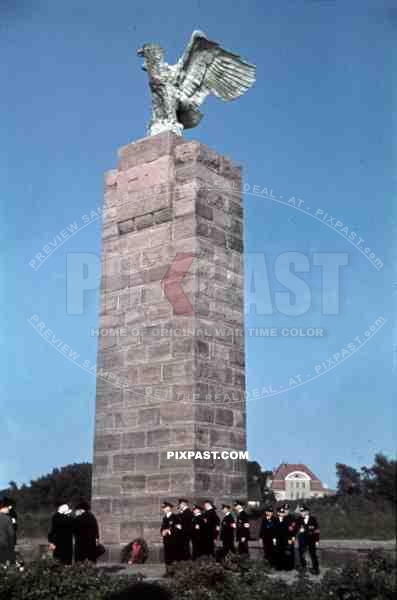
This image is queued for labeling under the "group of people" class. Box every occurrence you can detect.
[160,498,251,566]
[0,496,102,567]
[259,503,320,574]
[47,501,101,565]
[160,499,320,575]
[1,494,320,576]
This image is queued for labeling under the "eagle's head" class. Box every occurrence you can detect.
[137,43,164,72]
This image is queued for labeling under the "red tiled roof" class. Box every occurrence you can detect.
[272,482,285,490]
[311,481,326,491]
[272,463,321,482]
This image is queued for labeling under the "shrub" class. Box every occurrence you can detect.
[0,550,395,600]
[0,558,135,600]
[165,551,396,600]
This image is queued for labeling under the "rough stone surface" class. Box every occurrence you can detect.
[92,131,246,555]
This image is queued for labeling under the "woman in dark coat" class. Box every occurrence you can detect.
[73,501,100,563]
[48,503,74,565]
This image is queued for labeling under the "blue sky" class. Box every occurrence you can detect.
[1,0,395,490]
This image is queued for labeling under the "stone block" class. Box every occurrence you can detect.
[93,454,110,476]
[113,454,135,472]
[173,215,195,240]
[138,407,161,426]
[122,431,146,449]
[146,474,170,493]
[215,408,234,427]
[147,428,171,447]
[135,452,160,472]
[154,207,173,224]
[91,498,111,514]
[135,213,154,230]
[170,472,194,493]
[121,474,146,493]
[101,522,121,545]
[162,360,193,381]
[195,405,215,423]
[117,131,182,170]
[120,522,144,542]
[137,365,162,384]
[95,413,115,431]
[92,477,121,496]
[160,402,195,423]
[174,141,200,165]
[95,434,121,452]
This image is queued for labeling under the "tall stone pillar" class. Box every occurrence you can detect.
[92,131,246,560]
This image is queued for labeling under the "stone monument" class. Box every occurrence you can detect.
[92,31,255,561]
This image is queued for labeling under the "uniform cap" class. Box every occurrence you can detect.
[162,501,173,509]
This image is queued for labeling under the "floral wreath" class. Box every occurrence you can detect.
[121,538,149,564]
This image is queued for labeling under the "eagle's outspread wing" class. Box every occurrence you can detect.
[177,30,256,108]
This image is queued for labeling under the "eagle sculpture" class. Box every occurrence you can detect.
[137,30,256,136]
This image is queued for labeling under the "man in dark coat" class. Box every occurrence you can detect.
[48,503,74,565]
[191,505,205,560]
[202,500,220,557]
[177,498,193,561]
[3,497,17,547]
[0,498,15,565]
[234,500,250,556]
[73,501,100,563]
[296,506,320,574]
[273,507,296,571]
[259,506,277,567]
[219,504,236,558]
[160,501,179,567]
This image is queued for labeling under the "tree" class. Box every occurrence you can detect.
[361,453,396,504]
[247,461,263,500]
[336,463,362,495]
[0,463,92,513]
[247,462,276,504]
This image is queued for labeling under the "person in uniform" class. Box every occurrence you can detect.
[259,506,277,567]
[177,498,193,561]
[219,504,236,558]
[234,500,250,556]
[202,500,220,557]
[0,497,15,565]
[283,502,297,570]
[191,505,205,560]
[296,506,320,574]
[48,503,74,565]
[3,497,17,547]
[160,501,179,568]
[273,507,296,571]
